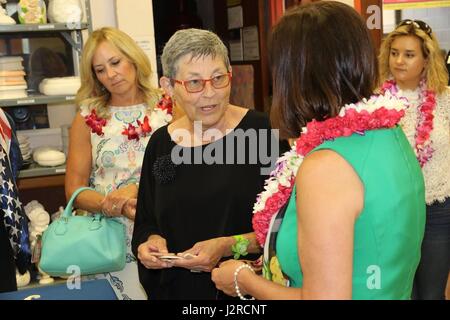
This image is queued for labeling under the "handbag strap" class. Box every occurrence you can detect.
[62,186,96,218]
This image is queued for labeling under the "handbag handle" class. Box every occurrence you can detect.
[62,186,96,218]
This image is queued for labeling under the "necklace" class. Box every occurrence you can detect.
[381,79,436,167]
[252,92,407,247]
[84,94,173,141]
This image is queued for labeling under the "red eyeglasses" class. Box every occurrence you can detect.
[171,72,232,93]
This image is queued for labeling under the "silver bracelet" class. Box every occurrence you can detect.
[234,263,255,300]
[101,207,109,217]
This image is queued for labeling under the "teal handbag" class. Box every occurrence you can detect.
[39,187,126,276]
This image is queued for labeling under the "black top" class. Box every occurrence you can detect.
[132,110,289,299]
[0,221,17,293]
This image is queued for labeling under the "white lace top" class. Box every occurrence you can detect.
[79,103,171,299]
[80,104,171,194]
[398,87,450,205]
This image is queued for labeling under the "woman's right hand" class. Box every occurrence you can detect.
[101,184,138,217]
[137,235,173,269]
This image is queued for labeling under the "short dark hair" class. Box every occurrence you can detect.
[269,1,378,138]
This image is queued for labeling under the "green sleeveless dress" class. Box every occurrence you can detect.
[274,126,425,299]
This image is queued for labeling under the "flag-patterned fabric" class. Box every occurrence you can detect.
[0,142,30,274]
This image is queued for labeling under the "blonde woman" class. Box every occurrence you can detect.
[379,19,450,300]
[65,27,173,300]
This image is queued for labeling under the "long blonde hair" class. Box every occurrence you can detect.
[75,27,161,118]
[379,23,449,94]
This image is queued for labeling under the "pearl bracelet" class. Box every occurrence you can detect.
[234,263,255,300]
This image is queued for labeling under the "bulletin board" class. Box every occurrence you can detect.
[230,65,255,109]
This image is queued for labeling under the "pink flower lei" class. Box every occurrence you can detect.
[380,79,436,167]
[252,93,408,247]
[84,94,173,141]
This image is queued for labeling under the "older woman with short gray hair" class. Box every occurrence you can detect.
[132,28,288,299]
[161,28,231,79]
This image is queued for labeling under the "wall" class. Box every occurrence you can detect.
[401,7,450,52]
[382,7,396,34]
[89,0,118,29]
[115,0,158,86]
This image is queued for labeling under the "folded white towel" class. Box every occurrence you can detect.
[17,134,30,144]
[0,89,27,99]
[0,79,26,86]
[0,62,24,71]
[0,84,27,91]
[39,76,81,95]
[0,71,26,77]
[0,56,24,64]
[0,76,26,82]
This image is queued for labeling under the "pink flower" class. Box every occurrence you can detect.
[157,94,173,114]
[84,109,106,136]
[253,92,407,247]
[382,79,436,168]
[137,116,152,136]
[84,95,171,141]
[122,123,139,140]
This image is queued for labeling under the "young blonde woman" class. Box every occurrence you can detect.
[379,19,450,300]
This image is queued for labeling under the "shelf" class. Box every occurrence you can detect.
[0,94,75,107]
[0,22,89,33]
[18,163,66,179]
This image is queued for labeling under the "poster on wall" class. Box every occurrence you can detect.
[243,26,260,61]
[230,65,254,109]
[227,6,243,29]
[229,29,243,61]
[227,0,242,6]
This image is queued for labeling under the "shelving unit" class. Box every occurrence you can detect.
[0,94,75,107]
[0,22,90,33]
[0,0,91,185]
[18,163,65,179]
[0,22,89,79]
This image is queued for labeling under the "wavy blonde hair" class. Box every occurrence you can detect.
[75,27,161,118]
[379,23,449,94]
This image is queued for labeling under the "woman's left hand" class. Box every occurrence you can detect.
[172,237,231,272]
[211,259,248,297]
[122,198,137,220]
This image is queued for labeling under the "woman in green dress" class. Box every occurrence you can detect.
[211,1,426,300]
